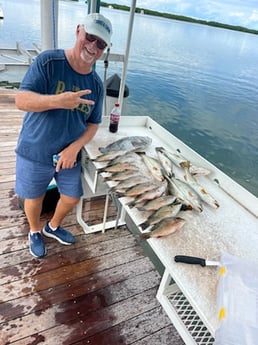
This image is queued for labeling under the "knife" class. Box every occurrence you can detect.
[174,255,220,267]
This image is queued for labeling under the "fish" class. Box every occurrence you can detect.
[181,161,220,209]
[98,136,152,154]
[188,165,211,176]
[156,146,188,168]
[110,175,150,192]
[128,181,168,207]
[139,203,182,230]
[155,147,174,178]
[140,153,165,182]
[97,151,143,169]
[156,147,211,176]
[121,181,160,198]
[93,150,128,162]
[108,151,143,166]
[98,162,140,173]
[104,170,141,182]
[136,195,177,211]
[140,216,186,239]
[166,176,203,212]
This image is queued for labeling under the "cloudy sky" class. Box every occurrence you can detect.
[106,0,258,30]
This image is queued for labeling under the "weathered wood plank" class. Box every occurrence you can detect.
[2,287,161,344]
[0,230,137,283]
[74,309,181,345]
[0,259,156,323]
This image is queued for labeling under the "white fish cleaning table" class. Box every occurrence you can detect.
[77,115,258,344]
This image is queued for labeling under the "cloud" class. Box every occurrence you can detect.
[108,0,258,29]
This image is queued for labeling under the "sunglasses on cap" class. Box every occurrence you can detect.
[85,33,107,50]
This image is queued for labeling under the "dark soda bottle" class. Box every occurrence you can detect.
[109,103,121,133]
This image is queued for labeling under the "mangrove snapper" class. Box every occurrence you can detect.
[137,195,177,211]
[139,203,182,230]
[94,150,128,162]
[140,217,186,239]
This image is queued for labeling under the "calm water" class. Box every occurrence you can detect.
[1,0,258,196]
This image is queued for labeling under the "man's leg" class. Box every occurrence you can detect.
[50,194,80,228]
[24,196,47,258]
[24,195,45,231]
[42,194,80,245]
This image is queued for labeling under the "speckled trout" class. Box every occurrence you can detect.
[181,161,219,209]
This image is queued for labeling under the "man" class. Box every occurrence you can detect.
[15,13,113,258]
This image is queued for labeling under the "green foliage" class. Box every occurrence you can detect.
[101,2,258,35]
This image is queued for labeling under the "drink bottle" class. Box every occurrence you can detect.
[109,103,121,133]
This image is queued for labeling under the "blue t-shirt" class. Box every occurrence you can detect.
[16,49,103,165]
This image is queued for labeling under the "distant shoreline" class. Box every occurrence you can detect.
[101,2,258,35]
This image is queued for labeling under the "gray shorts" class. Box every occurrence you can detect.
[15,155,83,199]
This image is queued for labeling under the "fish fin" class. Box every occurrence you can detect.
[136,206,145,211]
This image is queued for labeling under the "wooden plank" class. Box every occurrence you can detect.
[0,258,156,323]
[0,231,137,283]
[74,309,183,345]
[2,287,161,344]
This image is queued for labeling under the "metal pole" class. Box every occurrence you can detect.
[87,0,100,14]
[118,0,136,114]
[41,0,58,50]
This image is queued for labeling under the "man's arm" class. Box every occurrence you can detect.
[15,89,94,112]
[55,123,99,172]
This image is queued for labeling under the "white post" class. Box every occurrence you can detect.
[118,0,136,114]
[90,0,98,13]
[40,0,59,51]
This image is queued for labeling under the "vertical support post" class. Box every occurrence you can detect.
[118,0,136,114]
[41,0,58,51]
[87,0,100,14]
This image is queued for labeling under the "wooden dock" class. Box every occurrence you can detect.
[0,89,184,345]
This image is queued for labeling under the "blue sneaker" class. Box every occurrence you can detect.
[42,222,75,245]
[29,232,47,258]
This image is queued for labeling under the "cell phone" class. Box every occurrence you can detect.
[52,154,77,167]
[52,154,60,167]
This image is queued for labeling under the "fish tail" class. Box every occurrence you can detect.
[180,160,191,169]
[97,167,105,173]
[180,204,193,211]
[140,232,151,240]
[140,221,149,230]
[127,202,135,209]
[114,191,124,198]
[126,199,135,208]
